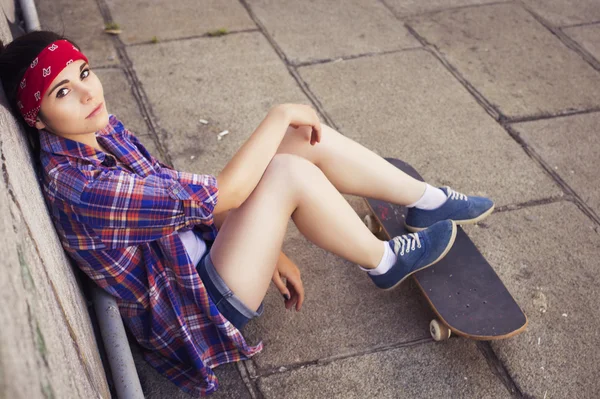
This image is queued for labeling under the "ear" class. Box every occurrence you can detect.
[34,118,46,130]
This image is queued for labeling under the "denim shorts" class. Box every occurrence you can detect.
[196,248,264,330]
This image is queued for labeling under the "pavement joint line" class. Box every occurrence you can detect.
[555,27,600,71]
[93,0,175,168]
[403,23,503,122]
[87,62,120,70]
[518,1,600,72]
[235,361,261,399]
[124,28,261,48]
[503,124,600,226]
[90,65,123,71]
[237,0,340,131]
[559,20,600,29]
[288,65,340,130]
[292,46,424,68]
[379,0,512,22]
[505,107,600,124]
[476,341,526,398]
[494,196,568,214]
[251,336,432,379]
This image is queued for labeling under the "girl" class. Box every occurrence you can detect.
[0,31,494,396]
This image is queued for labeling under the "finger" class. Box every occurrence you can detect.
[286,275,305,311]
[291,275,305,311]
[272,272,291,299]
[296,286,304,311]
[310,128,320,146]
[315,122,322,144]
[286,283,299,310]
[285,295,295,310]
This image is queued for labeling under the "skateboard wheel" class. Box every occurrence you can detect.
[430,319,451,342]
[363,215,382,234]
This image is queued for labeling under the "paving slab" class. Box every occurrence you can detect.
[382,0,500,18]
[563,23,600,62]
[130,341,252,398]
[247,0,418,64]
[243,205,433,370]
[126,32,309,175]
[408,3,600,120]
[512,113,600,216]
[463,202,600,398]
[257,339,511,399]
[105,0,256,44]
[298,49,561,207]
[34,0,118,67]
[521,0,600,27]
[96,68,148,136]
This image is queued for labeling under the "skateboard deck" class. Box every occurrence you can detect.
[364,158,527,341]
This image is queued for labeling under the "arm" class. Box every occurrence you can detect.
[67,168,218,248]
[214,104,321,213]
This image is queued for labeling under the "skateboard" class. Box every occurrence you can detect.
[363,158,527,341]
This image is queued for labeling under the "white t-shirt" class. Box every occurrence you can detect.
[177,230,207,266]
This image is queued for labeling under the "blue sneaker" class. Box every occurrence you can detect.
[369,220,457,290]
[405,187,494,232]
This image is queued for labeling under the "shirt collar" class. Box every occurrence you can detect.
[39,115,119,166]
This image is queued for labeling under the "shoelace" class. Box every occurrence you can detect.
[391,233,422,256]
[446,187,468,201]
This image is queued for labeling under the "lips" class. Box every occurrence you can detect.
[86,102,103,119]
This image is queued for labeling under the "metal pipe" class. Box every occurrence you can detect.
[92,286,144,399]
[17,0,40,31]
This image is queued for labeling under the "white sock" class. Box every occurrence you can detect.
[407,184,447,210]
[359,241,398,276]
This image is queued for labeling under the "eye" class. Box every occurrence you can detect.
[81,68,90,79]
[56,87,69,98]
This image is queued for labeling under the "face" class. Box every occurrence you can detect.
[34,59,109,137]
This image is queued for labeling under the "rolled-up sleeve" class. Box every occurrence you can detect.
[73,168,218,247]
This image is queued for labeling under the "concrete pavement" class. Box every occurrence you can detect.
[33,0,600,397]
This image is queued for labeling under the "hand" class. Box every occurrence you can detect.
[272,252,305,311]
[275,104,322,146]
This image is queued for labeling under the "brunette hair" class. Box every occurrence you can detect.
[0,31,79,155]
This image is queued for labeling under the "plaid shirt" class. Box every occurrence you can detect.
[40,115,262,397]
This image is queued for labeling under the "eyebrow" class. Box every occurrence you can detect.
[46,62,89,97]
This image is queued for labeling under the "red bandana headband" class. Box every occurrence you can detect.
[17,40,88,127]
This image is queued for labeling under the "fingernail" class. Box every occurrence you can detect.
[283,294,290,300]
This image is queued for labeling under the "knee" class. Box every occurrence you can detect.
[263,153,319,189]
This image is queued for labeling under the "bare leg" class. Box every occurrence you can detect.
[277,124,427,205]
[210,154,384,311]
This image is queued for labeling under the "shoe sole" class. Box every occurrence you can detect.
[405,203,495,233]
[383,221,458,291]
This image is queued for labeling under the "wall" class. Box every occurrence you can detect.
[0,1,110,398]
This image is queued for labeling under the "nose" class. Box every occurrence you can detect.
[81,88,94,104]
[76,81,94,104]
